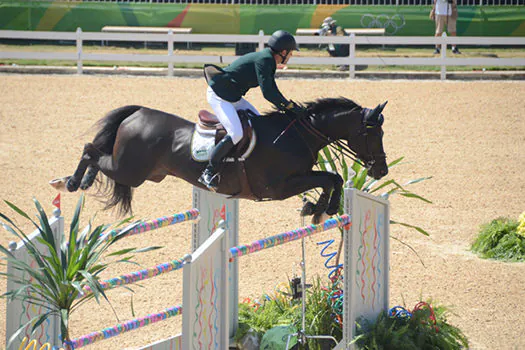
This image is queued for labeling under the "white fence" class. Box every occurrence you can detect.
[0,29,524,80]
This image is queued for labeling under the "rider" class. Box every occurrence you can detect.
[198,30,305,191]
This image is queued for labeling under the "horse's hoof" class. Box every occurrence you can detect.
[49,177,71,192]
[66,178,80,192]
[301,201,315,216]
[312,212,331,225]
[79,176,94,191]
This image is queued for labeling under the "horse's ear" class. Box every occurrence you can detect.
[365,101,387,126]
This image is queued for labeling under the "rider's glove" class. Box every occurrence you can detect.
[285,100,307,117]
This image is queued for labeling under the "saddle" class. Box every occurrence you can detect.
[197,109,256,159]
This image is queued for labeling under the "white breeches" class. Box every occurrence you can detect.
[207,86,260,145]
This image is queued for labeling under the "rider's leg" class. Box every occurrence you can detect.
[234,98,260,116]
[199,135,235,190]
[206,86,244,144]
[199,87,242,191]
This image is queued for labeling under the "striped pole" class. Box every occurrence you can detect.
[79,258,185,297]
[67,305,183,349]
[100,209,199,242]
[229,214,351,259]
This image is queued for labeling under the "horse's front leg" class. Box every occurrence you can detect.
[327,174,343,215]
[277,171,343,224]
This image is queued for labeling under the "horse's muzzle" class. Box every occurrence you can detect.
[369,165,388,180]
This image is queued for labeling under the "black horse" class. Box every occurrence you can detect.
[51,97,388,223]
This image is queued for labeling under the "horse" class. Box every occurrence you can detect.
[50,97,388,223]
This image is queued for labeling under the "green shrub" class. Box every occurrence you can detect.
[236,276,343,350]
[237,277,468,350]
[471,217,525,261]
[353,302,468,350]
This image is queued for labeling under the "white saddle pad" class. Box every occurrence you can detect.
[190,124,257,163]
[191,125,216,162]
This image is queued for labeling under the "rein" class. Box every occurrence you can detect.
[298,108,383,168]
[272,107,385,169]
[297,116,367,167]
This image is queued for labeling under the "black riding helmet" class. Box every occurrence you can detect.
[268,30,299,53]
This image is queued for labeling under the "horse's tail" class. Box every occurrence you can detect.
[92,105,142,153]
[93,105,142,216]
[101,180,134,216]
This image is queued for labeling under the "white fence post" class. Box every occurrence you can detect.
[76,27,83,75]
[349,33,356,79]
[343,187,390,348]
[168,29,174,77]
[258,30,265,51]
[441,32,447,81]
[182,223,229,349]
[192,187,239,343]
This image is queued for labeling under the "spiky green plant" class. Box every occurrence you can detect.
[471,217,525,261]
[317,149,432,236]
[0,195,160,349]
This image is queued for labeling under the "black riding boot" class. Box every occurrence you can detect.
[198,135,234,191]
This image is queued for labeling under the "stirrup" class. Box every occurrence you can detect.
[198,169,220,192]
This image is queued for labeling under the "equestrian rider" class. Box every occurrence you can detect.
[199,30,305,191]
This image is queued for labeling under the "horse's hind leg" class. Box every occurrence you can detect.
[67,143,101,192]
[80,165,99,190]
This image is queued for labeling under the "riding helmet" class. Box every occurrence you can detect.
[268,30,299,52]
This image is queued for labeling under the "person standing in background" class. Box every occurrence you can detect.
[430,0,461,54]
[319,17,350,70]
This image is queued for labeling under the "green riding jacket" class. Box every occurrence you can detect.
[208,48,289,110]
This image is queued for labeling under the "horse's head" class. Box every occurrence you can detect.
[348,101,388,180]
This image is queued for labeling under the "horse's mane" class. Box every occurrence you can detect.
[261,97,361,119]
[306,97,361,115]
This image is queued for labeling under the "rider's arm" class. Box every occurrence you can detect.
[255,56,290,110]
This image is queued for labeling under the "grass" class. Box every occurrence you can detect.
[1,43,524,72]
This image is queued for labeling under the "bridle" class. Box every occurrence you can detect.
[357,123,387,169]
[294,108,385,170]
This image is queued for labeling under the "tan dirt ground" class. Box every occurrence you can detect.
[0,75,524,350]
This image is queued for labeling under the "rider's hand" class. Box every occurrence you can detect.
[286,100,307,117]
